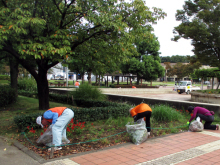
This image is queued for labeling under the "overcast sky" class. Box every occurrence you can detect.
[145,0,194,57]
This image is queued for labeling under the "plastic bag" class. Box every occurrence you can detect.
[189,117,203,132]
[125,118,148,145]
[36,126,69,147]
[36,126,53,146]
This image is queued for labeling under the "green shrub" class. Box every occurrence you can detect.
[14,104,131,130]
[14,112,43,131]
[0,75,10,80]
[17,77,37,92]
[71,83,107,101]
[18,90,38,98]
[152,104,184,122]
[0,85,17,107]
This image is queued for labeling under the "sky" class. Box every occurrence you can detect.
[144,0,194,57]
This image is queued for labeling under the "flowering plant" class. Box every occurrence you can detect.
[67,119,85,136]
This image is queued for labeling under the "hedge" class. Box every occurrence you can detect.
[0,75,10,80]
[15,91,132,131]
[111,84,159,88]
[0,85,16,107]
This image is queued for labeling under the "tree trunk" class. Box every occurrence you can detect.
[37,67,49,110]
[88,71,92,84]
[137,75,140,85]
[9,56,19,96]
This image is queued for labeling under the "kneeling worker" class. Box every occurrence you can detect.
[129,103,152,136]
[36,107,74,151]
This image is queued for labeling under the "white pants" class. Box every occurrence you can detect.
[52,108,74,146]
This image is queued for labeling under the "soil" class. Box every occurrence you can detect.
[17,123,186,160]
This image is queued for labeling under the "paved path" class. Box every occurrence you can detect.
[42,130,220,165]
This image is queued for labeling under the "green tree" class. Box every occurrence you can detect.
[173,0,220,68]
[121,34,164,85]
[160,55,189,63]
[0,0,165,109]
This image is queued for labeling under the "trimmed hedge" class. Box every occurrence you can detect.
[0,85,16,107]
[0,75,10,80]
[111,84,159,88]
[18,90,38,98]
[15,91,132,131]
[14,112,43,131]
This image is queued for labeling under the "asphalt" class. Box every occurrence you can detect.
[1,85,219,165]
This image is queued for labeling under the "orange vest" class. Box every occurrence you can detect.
[75,82,79,86]
[130,103,152,117]
[45,107,67,123]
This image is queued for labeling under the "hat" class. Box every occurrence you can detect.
[188,106,194,113]
[36,116,44,128]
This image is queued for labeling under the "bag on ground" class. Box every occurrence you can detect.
[36,126,69,147]
[188,117,203,132]
[125,118,148,145]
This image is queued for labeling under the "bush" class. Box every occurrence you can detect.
[14,104,131,130]
[18,90,38,98]
[0,75,10,80]
[0,85,17,107]
[14,112,43,131]
[17,77,37,92]
[152,104,184,122]
[71,83,107,101]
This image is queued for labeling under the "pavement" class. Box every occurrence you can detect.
[1,85,220,165]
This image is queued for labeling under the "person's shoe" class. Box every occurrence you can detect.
[48,146,62,152]
[62,139,70,145]
[216,124,219,130]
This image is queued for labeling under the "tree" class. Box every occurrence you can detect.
[0,0,166,109]
[173,0,220,68]
[166,62,201,81]
[121,34,164,85]
[160,55,189,63]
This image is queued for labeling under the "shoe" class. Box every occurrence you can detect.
[216,124,219,130]
[62,139,70,145]
[48,146,62,152]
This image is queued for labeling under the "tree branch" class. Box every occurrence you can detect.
[1,0,7,7]
[52,0,63,15]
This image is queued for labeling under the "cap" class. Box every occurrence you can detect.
[36,116,44,128]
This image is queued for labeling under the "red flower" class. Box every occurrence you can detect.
[67,127,70,132]
[27,126,30,130]
[190,114,193,116]
[70,119,74,123]
[91,123,93,125]
[41,132,43,135]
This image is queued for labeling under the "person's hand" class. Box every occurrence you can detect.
[148,132,150,136]
[49,124,54,130]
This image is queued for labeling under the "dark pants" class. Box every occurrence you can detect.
[134,111,151,132]
[196,113,216,130]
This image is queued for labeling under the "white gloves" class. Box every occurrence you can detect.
[148,132,150,136]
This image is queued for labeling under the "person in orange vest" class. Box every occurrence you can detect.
[36,107,74,151]
[129,103,152,136]
[75,80,80,88]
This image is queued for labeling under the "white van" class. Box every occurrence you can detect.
[176,81,200,94]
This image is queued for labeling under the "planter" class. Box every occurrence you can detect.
[191,91,220,104]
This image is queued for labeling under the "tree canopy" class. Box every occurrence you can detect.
[121,34,164,84]
[0,0,166,109]
[173,0,220,68]
[160,55,190,63]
